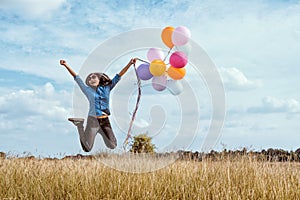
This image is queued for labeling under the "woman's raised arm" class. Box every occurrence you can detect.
[118,58,136,77]
[60,60,77,77]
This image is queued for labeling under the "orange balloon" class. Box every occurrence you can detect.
[149,60,166,76]
[167,66,186,80]
[161,26,175,48]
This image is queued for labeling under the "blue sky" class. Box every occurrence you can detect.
[0,0,300,157]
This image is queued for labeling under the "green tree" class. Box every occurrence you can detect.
[129,133,156,153]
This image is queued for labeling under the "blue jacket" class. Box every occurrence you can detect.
[74,74,121,117]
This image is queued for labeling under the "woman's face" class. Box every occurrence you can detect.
[87,74,100,87]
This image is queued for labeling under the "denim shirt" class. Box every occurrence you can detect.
[74,74,121,117]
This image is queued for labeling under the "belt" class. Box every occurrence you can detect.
[96,115,108,119]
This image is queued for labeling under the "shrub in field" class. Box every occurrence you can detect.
[129,133,155,153]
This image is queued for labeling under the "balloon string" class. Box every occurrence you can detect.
[123,61,142,150]
[136,58,149,64]
[163,47,173,62]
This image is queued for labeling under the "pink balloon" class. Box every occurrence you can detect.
[169,51,188,68]
[152,75,167,91]
[172,26,191,46]
[147,48,164,62]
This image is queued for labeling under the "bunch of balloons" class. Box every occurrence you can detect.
[136,26,191,95]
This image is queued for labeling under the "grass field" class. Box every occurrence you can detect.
[0,154,299,200]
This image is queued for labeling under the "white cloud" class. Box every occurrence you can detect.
[248,96,300,114]
[0,82,78,155]
[0,82,72,122]
[0,114,78,156]
[0,0,66,18]
[219,67,261,91]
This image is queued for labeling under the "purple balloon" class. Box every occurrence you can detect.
[137,63,153,80]
[152,75,167,91]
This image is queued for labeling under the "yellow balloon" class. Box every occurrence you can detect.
[149,60,166,76]
[161,26,174,49]
[167,66,186,80]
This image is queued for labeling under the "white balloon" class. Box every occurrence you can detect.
[175,42,191,56]
[167,80,183,95]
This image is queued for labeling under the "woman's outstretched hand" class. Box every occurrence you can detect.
[130,58,137,65]
[60,59,67,66]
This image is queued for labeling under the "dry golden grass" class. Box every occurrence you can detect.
[0,155,299,200]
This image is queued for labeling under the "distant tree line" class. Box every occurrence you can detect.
[176,148,300,162]
[1,147,299,162]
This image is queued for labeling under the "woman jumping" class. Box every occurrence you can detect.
[60,59,136,152]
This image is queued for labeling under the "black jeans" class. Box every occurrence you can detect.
[77,116,117,152]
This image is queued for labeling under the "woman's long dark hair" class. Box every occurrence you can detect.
[85,73,112,88]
